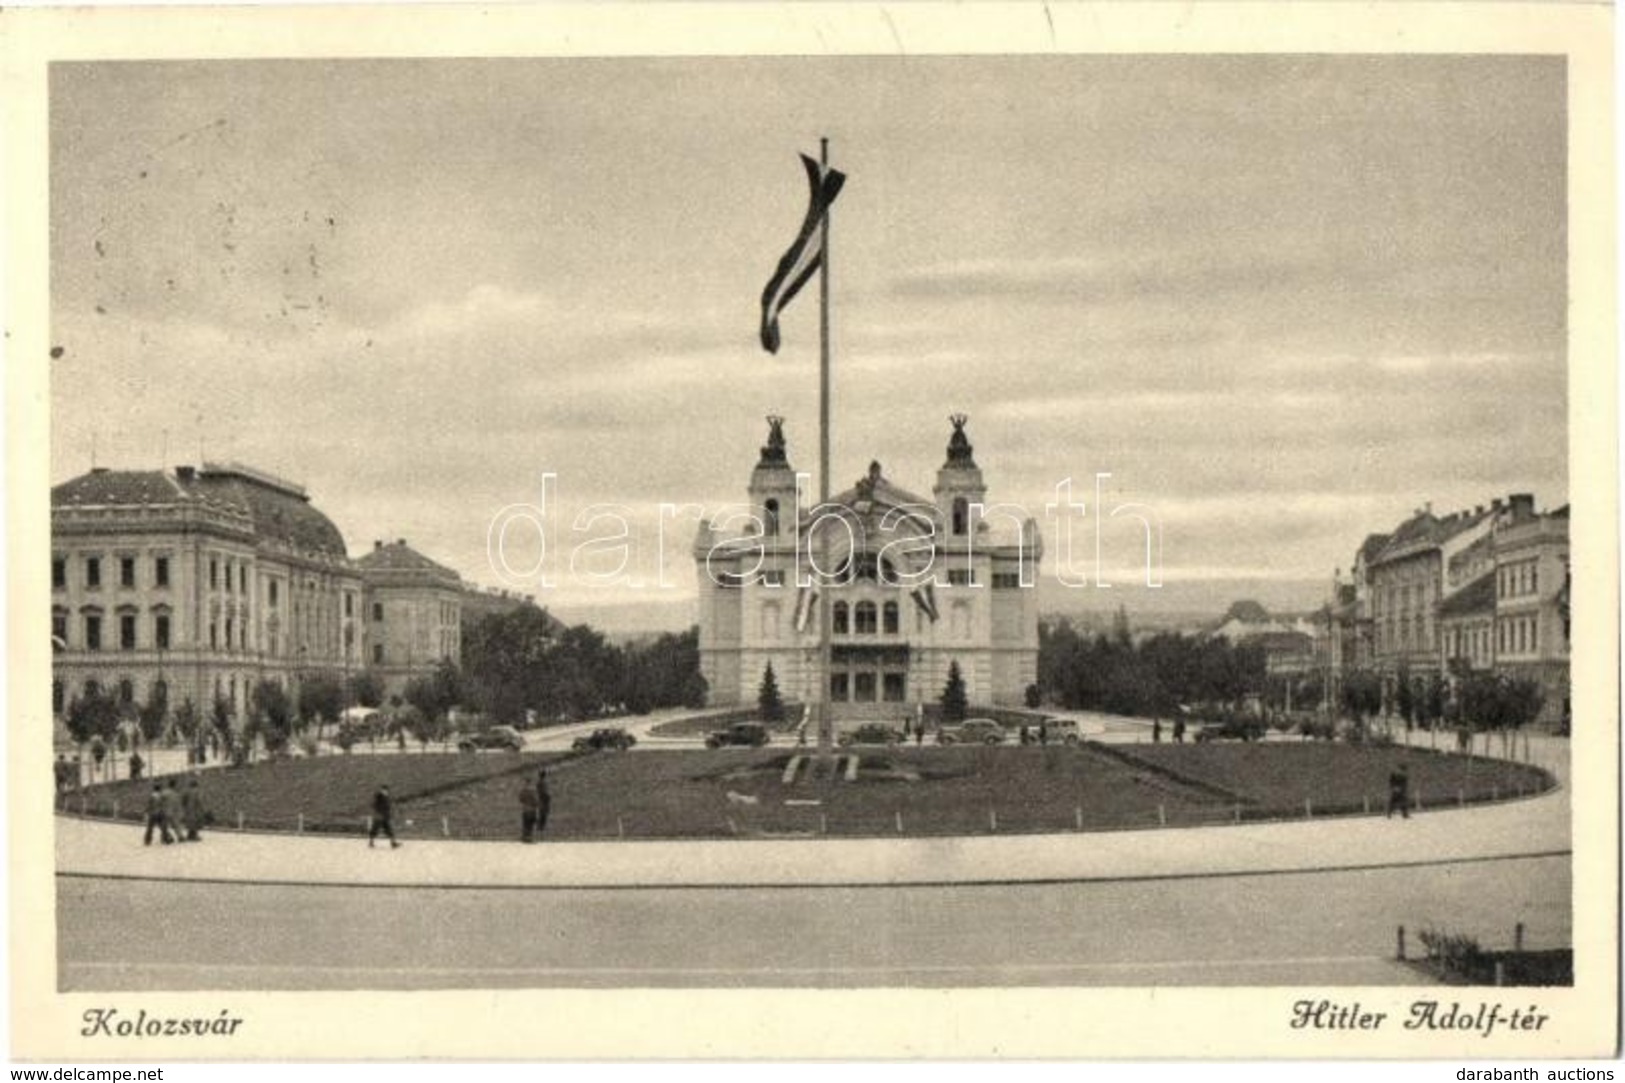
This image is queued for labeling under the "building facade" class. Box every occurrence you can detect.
[1327,493,1570,729]
[694,416,1042,721]
[51,462,465,731]
[355,539,465,700]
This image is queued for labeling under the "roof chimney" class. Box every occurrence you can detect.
[175,465,196,483]
[397,538,406,547]
[1492,498,1503,511]
[374,540,383,551]
[1510,493,1535,520]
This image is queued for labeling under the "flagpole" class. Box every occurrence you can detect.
[817,135,835,760]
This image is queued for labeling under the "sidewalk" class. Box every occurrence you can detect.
[57,745,1569,889]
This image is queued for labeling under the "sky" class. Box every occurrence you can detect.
[48,56,1567,628]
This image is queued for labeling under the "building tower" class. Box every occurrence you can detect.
[933,413,986,546]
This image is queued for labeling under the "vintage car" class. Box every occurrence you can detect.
[1194,716,1267,742]
[936,718,1006,745]
[572,727,637,752]
[837,723,904,747]
[456,725,525,752]
[705,721,771,749]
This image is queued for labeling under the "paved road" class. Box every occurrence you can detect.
[57,854,1567,990]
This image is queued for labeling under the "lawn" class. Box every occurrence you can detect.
[61,742,1556,841]
[1104,742,1554,817]
[59,750,572,835]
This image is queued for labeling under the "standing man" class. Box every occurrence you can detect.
[534,769,552,841]
[1152,718,1162,744]
[518,773,540,843]
[142,783,172,845]
[181,774,206,842]
[1387,765,1411,819]
[1174,717,1186,744]
[369,784,402,848]
[129,750,145,782]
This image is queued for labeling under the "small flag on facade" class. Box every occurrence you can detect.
[794,585,820,632]
[910,582,939,623]
[760,153,846,354]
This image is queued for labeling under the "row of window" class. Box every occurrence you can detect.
[55,611,171,652]
[758,498,978,539]
[53,554,172,591]
[829,670,909,703]
[833,601,900,636]
[53,676,164,713]
[1498,615,1540,656]
[1499,560,1539,600]
[718,569,1008,589]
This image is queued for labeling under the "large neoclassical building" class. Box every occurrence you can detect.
[50,460,468,727]
[694,416,1042,719]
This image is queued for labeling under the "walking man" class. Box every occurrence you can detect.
[534,770,552,840]
[160,778,183,842]
[1152,718,1162,744]
[1174,718,1186,744]
[142,783,173,845]
[518,774,540,843]
[369,784,402,848]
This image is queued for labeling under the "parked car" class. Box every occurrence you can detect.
[1042,719,1082,745]
[838,723,903,747]
[1194,717,1267,742]
[937,718,1006,745]
[705,721,771,749]
[456,725,525,752]
[573,727,637,752]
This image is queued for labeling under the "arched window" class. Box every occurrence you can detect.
[832,601,849,635]
[84,679,100,700]
[855,602,878,635]
[952,497,969,536]
[52,680,64,714]
[118,678,135,705]
[763,499,780,537]
[882,601,900,635]
[151,678,168,705]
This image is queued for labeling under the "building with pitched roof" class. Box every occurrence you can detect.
[51,462,364,727]
[693,416,1042,719]
[1327,493,1570,728]
[354,539,464,699]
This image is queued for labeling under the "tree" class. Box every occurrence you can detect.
[1395,666,1416,730]
[297,672,346,737]
[249,680,294,757]
[65,688,120,756]
[1024,683,1042,709]
[405,660,463,726]
[757,662,785,723]
[941,660,969,723]
[1499,677,1546,756]
[1339,669,1383,740]
[172,697,201,752]
[210,693,236,758]
[136,682,169,746]
[347,669,385,709]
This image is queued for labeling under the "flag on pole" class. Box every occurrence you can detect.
[910,582,939,623]
[794,585,820,633]
[760,153,846,354]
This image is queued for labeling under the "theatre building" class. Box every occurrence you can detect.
[694,416,1042,721]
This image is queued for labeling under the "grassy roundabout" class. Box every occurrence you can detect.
[61,740,1555,842]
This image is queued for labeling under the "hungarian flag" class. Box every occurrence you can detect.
[760,153,846,354]
[910,582,939,623]
[794,585,820,633]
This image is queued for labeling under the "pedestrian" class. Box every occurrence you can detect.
[518,774,540,843]
[160,778,183,841]
[1152,718,1162,744]
[369,784,401,848]
[129,750,144,781]
[54,754,74,794]
[1039,720,1049,746]
[143,783,173,845]
[1174,718,1186,744]
[1019,723,1031,746]
[1387,765,1411,819]
[534,770,552,840]
[181,775,206,841]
